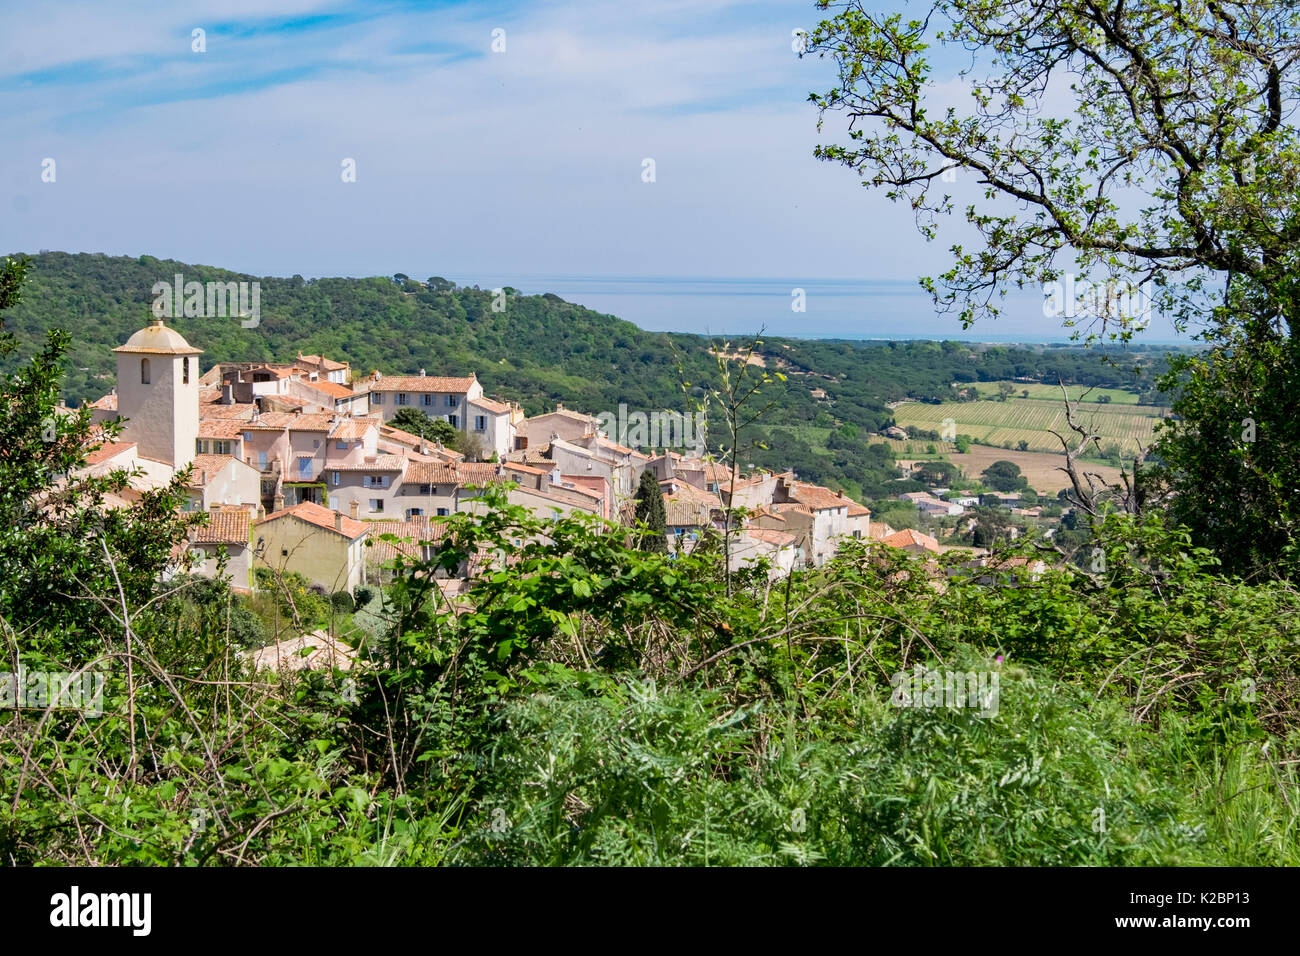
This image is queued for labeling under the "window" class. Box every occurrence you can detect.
[336,441,347,450]
[446,395,458,408]
[422,394,433,406]
[371,392,383,405]
[258,451,268,470]
[183,357,190,384]
[406,508,423,518]
[140,358,150,384]
[475,415,487,432]
[369,498,384,513]
[365,475,385,488]
[436,507,449,517]
[448,415,459,429]
[313,439,320,449]
[332,471,340,486]
[396,393,409,406]
[297,456,312,479]
[419,483,431,495]
[244,432,253,442]
[281,548,289,557]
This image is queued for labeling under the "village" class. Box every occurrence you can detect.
[71,317,1044,612]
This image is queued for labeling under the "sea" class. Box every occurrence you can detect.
[440,274,1196,346]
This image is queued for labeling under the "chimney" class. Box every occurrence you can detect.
[555,402,564,411]
[273,493,285,511]
[335,512,343,531]
[349,500,359,519]
[419,369,426,377]
[220,384,234,405]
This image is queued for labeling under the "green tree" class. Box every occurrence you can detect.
[0,259,200,650]
[390,407,460,450]
[808,0,1300,574]
[981,460,1028,493]
[632,468,668,553]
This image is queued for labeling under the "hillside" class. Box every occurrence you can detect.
[3,251,1181,499]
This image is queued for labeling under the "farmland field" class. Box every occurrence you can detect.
[968,381,1144,404]
[893,397,1167,456]
[945,445,1124,494]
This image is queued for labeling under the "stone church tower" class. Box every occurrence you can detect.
[112,318,202,470]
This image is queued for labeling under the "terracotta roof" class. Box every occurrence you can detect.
[868,522,897,541]
[846,501,871,517]
[243,412,296,429]
[199,419,249,439]
[190,508,252,545]
[246,364,300,379]
[329,418,378,441]
[747,527,797,548]
[285,413,338,432]
[369,375,477,392]
[502,461,549,477]
[87,393,117,411]
[364,517,450,564]
[784,481,856,512]
[186,454,243,486]
[772,502,813,517]
[469,396,511,414]
[403,461,512,485]
[378,424,425,446]
[199,402,258,421]
[531,407,598,423]
[663,483,720,528]
[297,354,348,371]
[882,528,941,552]
[256,501,369,540]
[81,440,135,466]
[327,454,406,472]
[305,380,355,399]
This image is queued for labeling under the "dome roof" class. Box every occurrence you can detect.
[113,319,203,355]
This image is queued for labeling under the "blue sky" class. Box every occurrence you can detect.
[0,0,1193,341]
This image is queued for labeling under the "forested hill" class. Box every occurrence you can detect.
[3,251,1180,497]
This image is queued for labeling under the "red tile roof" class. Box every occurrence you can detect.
[256,501,369,540]
[190,508,252,545]
[368,375,477,392]
[305,380,355,399]
[882,528,941,552]
[297,354,348,371]
[186,454,244,486]
[199,419,249,439]
[83,440,135,465]
[469,396,511,414]
[403,461,512,485]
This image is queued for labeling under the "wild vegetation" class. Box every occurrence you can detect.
[2,253,1297,865]
[4,0,1300,866]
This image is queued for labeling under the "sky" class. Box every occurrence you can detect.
[0,0,1195,342]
